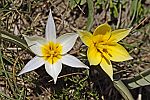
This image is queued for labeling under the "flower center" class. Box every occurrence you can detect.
[41,42,62,64]
[94,40,112,58]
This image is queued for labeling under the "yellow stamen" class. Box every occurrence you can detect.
[41,42,62,64]
[93,39,112,59]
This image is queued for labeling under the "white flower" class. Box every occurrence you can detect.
[18,9,89,84]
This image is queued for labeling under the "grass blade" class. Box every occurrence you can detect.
[86,0,94,31]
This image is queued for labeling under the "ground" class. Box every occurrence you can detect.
[0,0,150,100]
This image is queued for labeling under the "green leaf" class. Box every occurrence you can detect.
[109,0,113,8]
[0,30,29,51]
[113,5,118,18]
[114,80,134,100]
[129,0,138,26]
[86,0,94,31]
[69,0,80,9]
[69,0,76,9]
[69,0,87,9]
[80,0,86,5]
[137,0,142,17]
[125,68,150,89]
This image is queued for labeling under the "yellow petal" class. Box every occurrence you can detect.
[108,28,132,42]
[93,23,111,36]
[77,30,93,46]
[107,43,133,62]
[101,31,111,41]
[100,57,113,81]
[87,46,102,65]
[92,31,111,43]
[92,35,102,43]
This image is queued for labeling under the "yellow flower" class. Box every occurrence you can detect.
[78,23,133,80]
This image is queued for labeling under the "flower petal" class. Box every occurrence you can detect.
[45,9,56,42]
[57,33,78,54]
[92,31,111,43]
[107,43,133,62]
[62,54,89,69]
[45,60,62,84]
[77,30,93,46]
[87,46,102,65]
[100,57,113,80]
[108,28,132,42]
[24,35,46,56]
[93,23,111,36]
[18,56,44,76]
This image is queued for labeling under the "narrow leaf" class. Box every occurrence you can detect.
[125,68,150,89]
[80,0,86,5]
[86,0,94,31]
[114,80,134,100]
[0,30,30,51]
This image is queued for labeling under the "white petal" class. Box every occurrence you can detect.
[57,33,78,54]
[24,35,46,56]
[18,56,44,76]
[62,54,89,69]
[45,9,56,42]
[45,60,62,84]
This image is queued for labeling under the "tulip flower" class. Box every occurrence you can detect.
[18,9,89,84]
[78,23,132,80]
